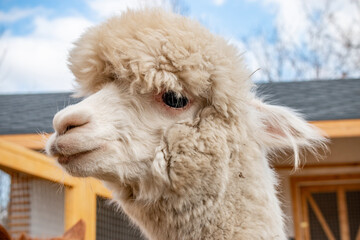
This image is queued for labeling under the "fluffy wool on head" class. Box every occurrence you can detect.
[46,8,326,240]
[69,9,252,117]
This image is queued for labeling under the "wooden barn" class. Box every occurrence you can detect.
[0,78,359,240]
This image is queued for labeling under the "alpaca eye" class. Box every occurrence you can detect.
[162,91,189,109]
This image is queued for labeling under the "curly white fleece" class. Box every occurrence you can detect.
[47,9,326,240]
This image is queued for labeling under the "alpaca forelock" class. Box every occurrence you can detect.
[46,9,325,240]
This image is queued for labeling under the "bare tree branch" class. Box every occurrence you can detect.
[244,0,360,81]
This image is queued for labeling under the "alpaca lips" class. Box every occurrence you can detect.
[58,155,72,164]
[57,149,95,164]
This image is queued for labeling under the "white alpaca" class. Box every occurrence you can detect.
[46,9,325,240]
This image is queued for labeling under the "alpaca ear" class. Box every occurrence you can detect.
[253,99,326,167]
[0,225,11,240]
[63,220,85,240]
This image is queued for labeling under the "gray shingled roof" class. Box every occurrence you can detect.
[257,79,360,121]
[0,79,359,135]
[0,93,79,135]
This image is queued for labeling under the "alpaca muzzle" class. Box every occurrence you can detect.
[46,103,100,165]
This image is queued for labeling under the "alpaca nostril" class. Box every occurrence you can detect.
[53,106,92,135]
[53,114,90,135]
[62,122,88,134]
[64,124,81,133]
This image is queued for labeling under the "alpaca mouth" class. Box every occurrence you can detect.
[57,148,99,165]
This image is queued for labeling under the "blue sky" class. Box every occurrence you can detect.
[0,0,279,93]
[0,0,356,93]
[0,0,275,38]
[187,0,275,39]
[0,0,93,35]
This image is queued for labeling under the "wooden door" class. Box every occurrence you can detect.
[299,184,360,240]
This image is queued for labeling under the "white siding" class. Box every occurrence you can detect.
[29,179,64,238]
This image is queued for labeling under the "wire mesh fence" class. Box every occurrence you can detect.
[1,168,151,239]
[346,190,360,240]
[0,169,64,238]
[96,196,146,240]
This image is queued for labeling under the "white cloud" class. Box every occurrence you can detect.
[243,0,360,80]
[0,0,175,93]
[0,7,47,23]
[1,0,357,93]
[212,0,226,6]
[0,16,93,93]
[258,0,358,41]
[32,16,92,42]
[87,0,169,19]
[228,38,262,80]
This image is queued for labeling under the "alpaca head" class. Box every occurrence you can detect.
[46,9,324,201]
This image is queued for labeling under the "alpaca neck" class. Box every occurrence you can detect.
[104,152,286,240]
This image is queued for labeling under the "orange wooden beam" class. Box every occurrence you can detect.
[311,119,360,138]
[0,138,76,186]
[65,182,97,240]
[0,138,111,197]
[306,193,336,240]
[0,133,50,150]
[0,139,112,240]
